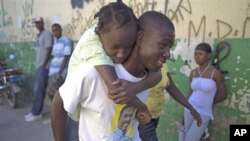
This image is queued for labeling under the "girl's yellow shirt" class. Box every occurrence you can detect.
[147,64,169,118]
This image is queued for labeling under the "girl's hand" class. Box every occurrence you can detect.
[107,79,137,104]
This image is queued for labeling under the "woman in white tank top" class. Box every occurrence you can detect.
[183,43,227,141]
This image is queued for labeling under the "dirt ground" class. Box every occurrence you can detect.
[0,94,53,141]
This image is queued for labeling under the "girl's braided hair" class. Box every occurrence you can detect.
[94,0,138,33]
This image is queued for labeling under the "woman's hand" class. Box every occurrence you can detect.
[190,108,202,126]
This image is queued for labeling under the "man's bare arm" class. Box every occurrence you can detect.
[51,91,67,141]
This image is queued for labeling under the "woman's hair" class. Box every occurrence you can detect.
[94,0,138,33]
[195,43,212,53]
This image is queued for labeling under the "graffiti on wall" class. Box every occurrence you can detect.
[168,0,192,24]
[128,0,157,16]
[20,0,36,40]
[187,16,250,45]
[67,0,106,37]
[0,0,14,42]
[1,0,249,42]
[68,0,162,37]
[0,0,13,27]
[167,0,250,44]
[68,0,250,42]
[67,9,84,36]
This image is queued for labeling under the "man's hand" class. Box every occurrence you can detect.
[135,103,152,125]
[107,79,136,104]
[56,73,62,81]
[136,109,152,125]
[190,108,202,126]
